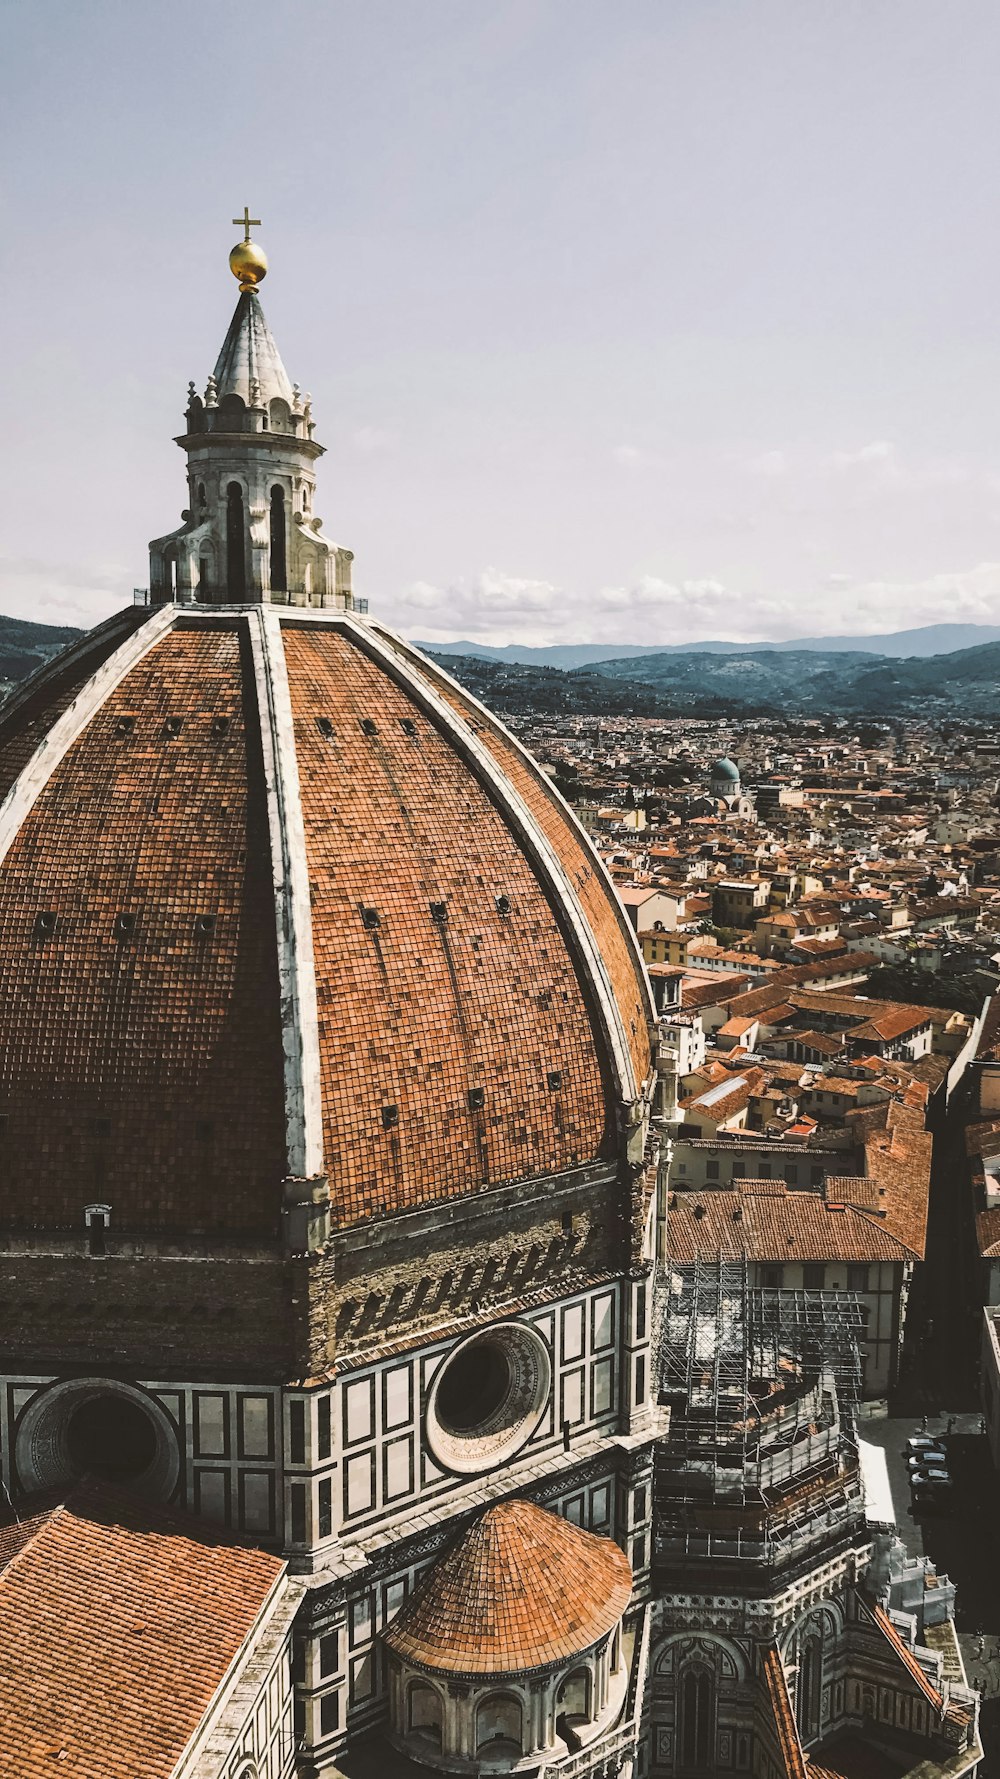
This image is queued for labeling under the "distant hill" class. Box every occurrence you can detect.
[416,622,1000,668]
[0,614,83,687]
[587,638,1000,714]
[429,636,1000,719]
[427,654,728,720]
[416,640,709,668]
[775,622,1000,656]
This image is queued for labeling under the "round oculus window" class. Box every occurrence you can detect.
[66,1393,158,1481]
[425,1322,551,1475]
[15,1377,179,1500]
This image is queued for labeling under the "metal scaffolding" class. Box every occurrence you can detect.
[655,1254,867,1486]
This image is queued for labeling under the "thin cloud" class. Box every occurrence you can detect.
[830,440,895,471]
[391,559,1000,649]
[746,450,787,479]
[0,556,125,629]
[612,444,667,470]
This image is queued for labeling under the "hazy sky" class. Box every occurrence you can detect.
[4,1,1000,646]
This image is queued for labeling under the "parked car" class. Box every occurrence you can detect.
[910,1466,952,1490]
[906,1434,948,1457]
[906,1448,946,1472]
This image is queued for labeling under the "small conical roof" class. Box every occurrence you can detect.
[383,1499,632,1674]
[212,291,294,407]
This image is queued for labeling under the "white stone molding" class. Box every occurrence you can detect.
[248,606,324,1179]
[329,614,643,1104]
[0,602,178,875]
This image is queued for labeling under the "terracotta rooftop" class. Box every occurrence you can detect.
[857,1593,943,1709]
[382,1499,632,1675]
[758,1644,807,1779]
[667,1141,927,1264]
[0,1485,285,1779]
[682,1068,767,1124]
[682,973,754,1010]
[789,1030,845,1056]
[976,1204,1000,1259]
[849,1005,935,1042]
[0,609,653,1233]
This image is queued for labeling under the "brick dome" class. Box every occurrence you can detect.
[383,1499,633,1674]
[0,603,652,1237]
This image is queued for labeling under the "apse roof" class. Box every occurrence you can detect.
[382,1499,633,1674]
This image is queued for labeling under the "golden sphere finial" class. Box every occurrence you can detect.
[229,206,267,293]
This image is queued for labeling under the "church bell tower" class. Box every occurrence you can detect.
[148,209,356,609]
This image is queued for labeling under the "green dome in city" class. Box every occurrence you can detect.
[710,756,741,783]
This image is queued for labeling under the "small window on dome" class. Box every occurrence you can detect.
[114,913,137,939]
[85,1207,108,1258]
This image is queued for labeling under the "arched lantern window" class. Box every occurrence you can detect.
[270,484,288,593]
[226,483,246,598]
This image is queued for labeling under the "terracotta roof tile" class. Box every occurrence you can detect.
[285,629,614,1223]
[383,1499,632,1674]
[758,1643,807,1779]
[0,613,651,1235]
[0,1485,285,1779]
[400,642,653,1089]
[668,1177,920,1265]
[0,625,287,1233]
[976,1205,1000,1259]
[857,1592,944,1709]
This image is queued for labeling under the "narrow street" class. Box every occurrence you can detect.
[885,1077,1000,1770]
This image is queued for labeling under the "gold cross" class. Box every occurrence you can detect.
[232,206,261,242]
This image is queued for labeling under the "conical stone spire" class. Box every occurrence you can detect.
[211,290,295,410]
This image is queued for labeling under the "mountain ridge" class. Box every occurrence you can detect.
[429,636,1000,719]
[0,613,84,687]
[414,621,1000,668]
